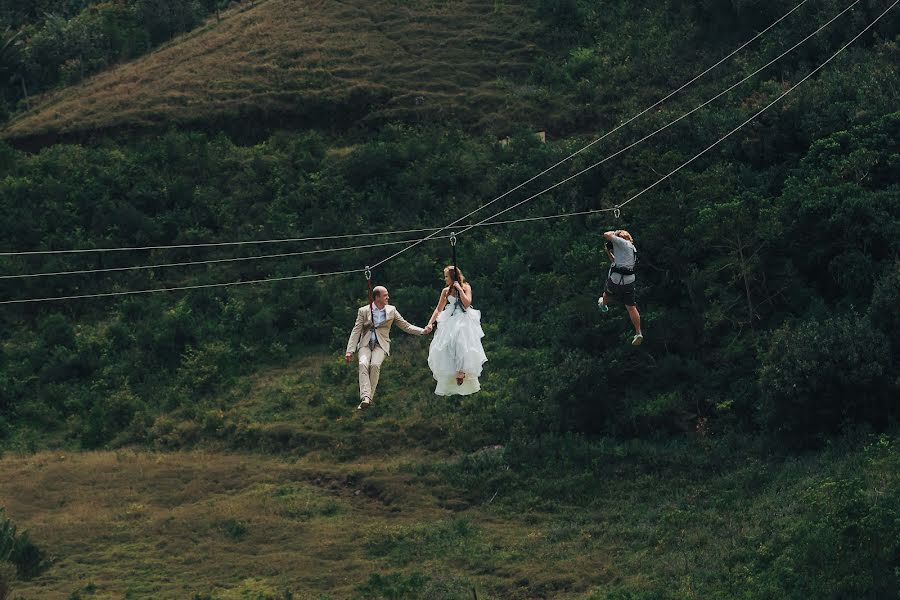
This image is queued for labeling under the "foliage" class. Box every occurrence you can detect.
[0,106,898,450]
[736,435,900,599]
[0,0,233,115]
[757,312,895,444]
[0,509,48,581]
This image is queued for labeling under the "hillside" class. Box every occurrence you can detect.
[1,0,899,597]
[1,0,543,145]
[1,413,896,599]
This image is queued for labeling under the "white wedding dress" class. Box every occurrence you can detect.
[427,296,487,395]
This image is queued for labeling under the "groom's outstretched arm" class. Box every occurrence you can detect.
[393,309,427,336]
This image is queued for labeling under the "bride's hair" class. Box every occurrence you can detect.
[443,265,466,285]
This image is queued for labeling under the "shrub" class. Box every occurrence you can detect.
[81,387,147,449]
[757,314,893,445]
[220,518,247,540]
[744,437,900,598]
[0,509,48,581]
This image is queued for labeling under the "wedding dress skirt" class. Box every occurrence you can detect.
[427,296,487,396]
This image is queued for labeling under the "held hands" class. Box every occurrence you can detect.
[423,323,434,335]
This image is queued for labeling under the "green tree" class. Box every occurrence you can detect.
[757,314,894,444]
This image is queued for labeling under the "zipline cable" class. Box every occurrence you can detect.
[0,236,450,279]
[3,0,893,304]
[0,208,650,304]
[0,226,446,257]
[614,0,898,213]
[0,268,362,305]
[384,0,860,251]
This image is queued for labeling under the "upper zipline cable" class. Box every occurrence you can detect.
[0,0,807,259]
[0,226,446,257]
[0,211,610,304]
[0,236,446,280]
[0,209,606,290]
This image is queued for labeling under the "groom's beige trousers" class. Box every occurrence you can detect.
[358,344,386,400]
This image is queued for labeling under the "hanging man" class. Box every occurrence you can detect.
[598,229,643,346]
[345,286,433,410]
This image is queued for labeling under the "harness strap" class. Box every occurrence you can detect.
[365,267,376,349]
[450,233,466,315]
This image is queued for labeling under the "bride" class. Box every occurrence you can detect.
[426,266,487,396]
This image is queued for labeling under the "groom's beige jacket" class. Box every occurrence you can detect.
[346,304,424,355]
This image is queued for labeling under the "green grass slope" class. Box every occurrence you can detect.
[2,349,898,599]
[2,434,897,599]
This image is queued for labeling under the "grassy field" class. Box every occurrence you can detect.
[3,438,894,599]
[2,348,896,599]
[2,0,544,145]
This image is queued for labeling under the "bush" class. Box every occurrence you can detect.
[220,518,247,540]
[0,509,48,581]
[81,387,148,449]
[744,437,900,599]
[757,314,893,445]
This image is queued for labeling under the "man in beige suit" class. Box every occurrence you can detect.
[345,286,433,410]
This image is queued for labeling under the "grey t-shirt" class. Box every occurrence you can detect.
[607,235,636,285]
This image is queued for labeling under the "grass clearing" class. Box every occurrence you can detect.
[1,433,895,599]
[3,0,544,144]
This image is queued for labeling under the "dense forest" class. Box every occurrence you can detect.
[0,0,898,598]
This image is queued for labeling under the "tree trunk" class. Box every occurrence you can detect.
[18,74,28,108]
[736,233,755,325]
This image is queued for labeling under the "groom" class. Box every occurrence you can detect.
[345,286,433,410]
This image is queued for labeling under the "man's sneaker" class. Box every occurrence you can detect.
[631,333,643,346]
[597,297,609,313]
[357,397,372,411]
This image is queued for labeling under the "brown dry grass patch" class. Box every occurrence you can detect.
[0,450,616,599]
[0,451,448,598]
[3,0,543,143]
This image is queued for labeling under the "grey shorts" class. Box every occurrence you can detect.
[605,278,636,306]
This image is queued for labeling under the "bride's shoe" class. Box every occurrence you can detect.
[456,372,465,386]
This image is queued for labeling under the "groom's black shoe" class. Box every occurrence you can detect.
[357,397,372,410]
